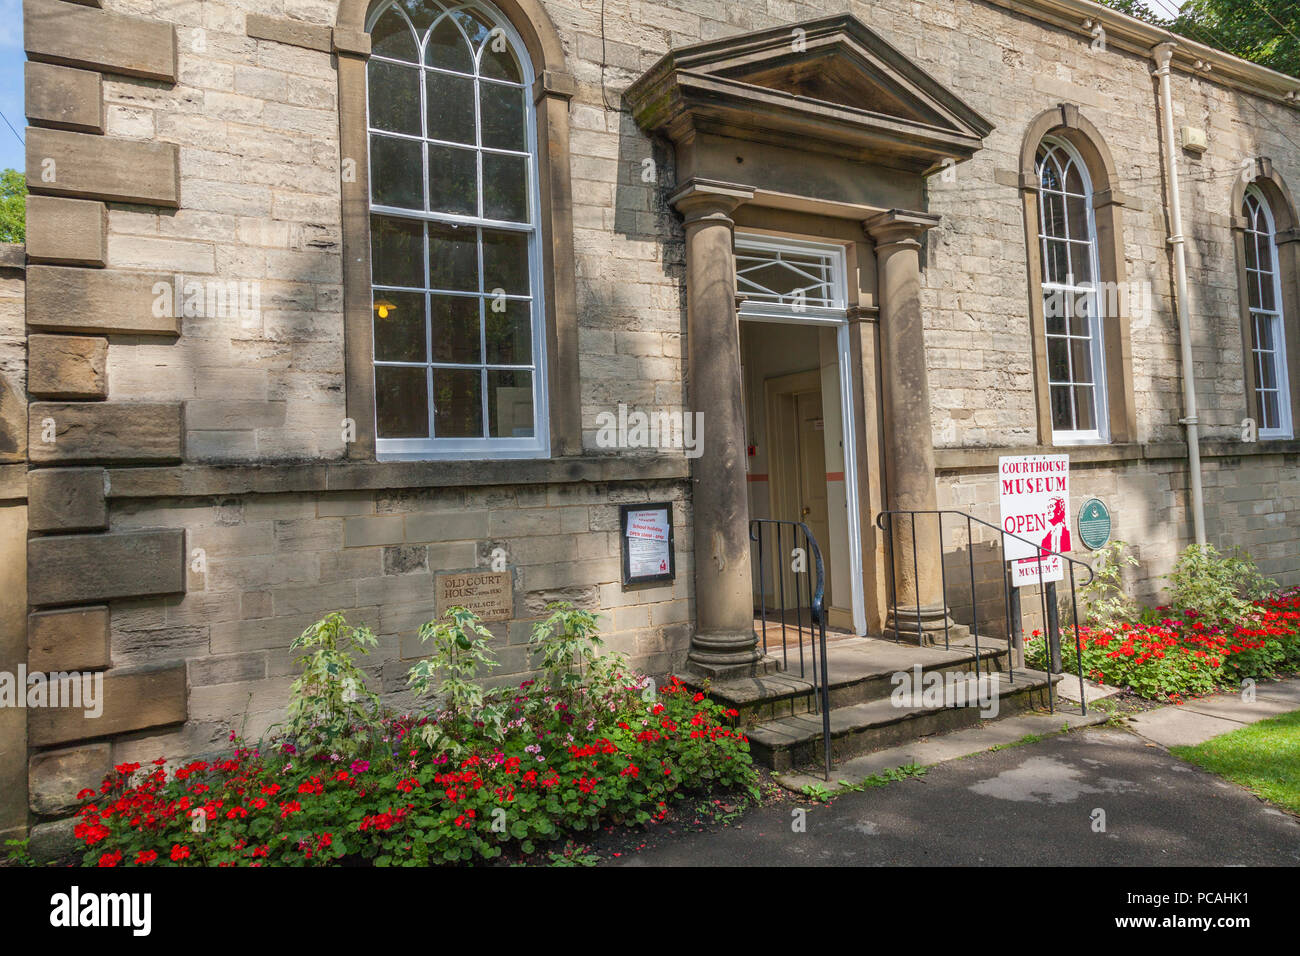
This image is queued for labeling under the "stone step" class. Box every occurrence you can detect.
[682,634,1013,726]
[747,667,1062,772]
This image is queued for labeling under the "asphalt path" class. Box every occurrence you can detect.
[613,727,1300,866]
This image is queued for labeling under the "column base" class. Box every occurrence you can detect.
[685,629,778,680]
[885,603,962,647]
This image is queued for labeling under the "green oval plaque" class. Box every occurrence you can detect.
[1077,497,1112,550]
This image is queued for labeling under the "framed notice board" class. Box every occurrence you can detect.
[620,502,675,586]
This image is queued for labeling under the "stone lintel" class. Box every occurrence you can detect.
[27,265,180,335]
[24,61,104,134]
[27,664,188,747]
[26,127,180,208]
[28,402,185,464]
[24,0,176,82]
[246,13,333,52]
[28,334,108,399]
[28,606,111,672]
[26,196,107,266]
[28,529,187,605]
[28,466,108,532]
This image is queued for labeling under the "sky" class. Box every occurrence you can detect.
[0,0,25,173]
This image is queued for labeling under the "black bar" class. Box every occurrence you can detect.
[1046,581,1062,673]
[966,514,980,680]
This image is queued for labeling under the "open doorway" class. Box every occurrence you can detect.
[741,318,863,634]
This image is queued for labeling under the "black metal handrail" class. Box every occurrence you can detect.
[749,518,832,780]
[874,509,1096,715]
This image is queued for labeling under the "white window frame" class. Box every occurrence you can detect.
[1036,137,1110,446]
[1243,185,1293,440]
[366,0,550,461]
[735,234,849,322]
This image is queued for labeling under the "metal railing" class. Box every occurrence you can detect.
[750,518,832,780]
[874,510,1095,715]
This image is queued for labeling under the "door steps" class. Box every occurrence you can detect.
[683,635,1062,773]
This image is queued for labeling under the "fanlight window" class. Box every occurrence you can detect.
[366,0,546,458]
[735,237,844,313]
[1242,187,1292,438]
[1036,138,1108,443]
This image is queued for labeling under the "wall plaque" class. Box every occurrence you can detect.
[435,570,513,622]
[620,502,675,586]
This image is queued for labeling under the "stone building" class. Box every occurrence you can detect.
[2,0,1298,851]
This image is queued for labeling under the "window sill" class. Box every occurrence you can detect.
[104,454,692,500]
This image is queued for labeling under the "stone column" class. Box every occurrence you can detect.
[670,178,769,678]
[863,209,955,643]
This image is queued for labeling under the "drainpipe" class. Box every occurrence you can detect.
[1152,41,1207,547]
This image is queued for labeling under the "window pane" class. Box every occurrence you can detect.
[1258,266,1276,311]
[426,71,475,145]
[1043,288,1065,334]
[373,290,426,362]
[370,134,423,209]
[371,8,417,61]
[1048,337,1069,382]
[430,294,480,363]
[1073,386,1097,431]
[1065,194,1088,243]
[1069,338,1094,385]
[427,143,477,215]
[1255,312,1275,352]
[371,215,424,288]
[480,81,525,151]
[1043,240,1069,285]
[1042,192,1065,238]
[481,228,529,294]
[427,221,477,291]
[1261,389,1280,431]
[485,298,531,365]
[481,40,522,83]
[488,370,533,436]
[376,365,429,438]
[1244,231,1258,272]
[1050,385,1073,431]
[368,61,421,135]
[1063,159,1084,197]
[426,15,472,73]
[1069,288,1094,335]
[482,152,528,222]
[433,368,483,437]
[1257,349,1278,389]
[451,8,493,49]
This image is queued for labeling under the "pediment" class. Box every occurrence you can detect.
[627,15,993,174]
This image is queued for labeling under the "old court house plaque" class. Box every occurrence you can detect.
[435,571,513,622]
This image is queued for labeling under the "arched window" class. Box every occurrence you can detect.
[365,0,546,458]
[1035,137,1107,443]
[1241,185,1293,438]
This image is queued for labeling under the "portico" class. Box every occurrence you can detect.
[626,14,994,672]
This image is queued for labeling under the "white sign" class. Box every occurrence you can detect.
[1012,554,1064,588]
[625,507,671,578]
[999,455,1071,563]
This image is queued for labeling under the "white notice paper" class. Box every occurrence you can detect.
[625,508,671,578]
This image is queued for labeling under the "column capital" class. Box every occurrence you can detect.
[670,178,755,224]
[863,209,941,250]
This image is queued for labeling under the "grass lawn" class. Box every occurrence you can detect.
[1171,709,1300,815]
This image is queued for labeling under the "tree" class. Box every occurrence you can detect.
[0,169,23,244]
[1099,0,1299,78]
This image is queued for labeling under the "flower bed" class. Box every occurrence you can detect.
[1026,588,1300,700]
[71,604,757,867]
[75,676,752,867]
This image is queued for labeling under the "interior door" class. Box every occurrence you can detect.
[794,389,832,607]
